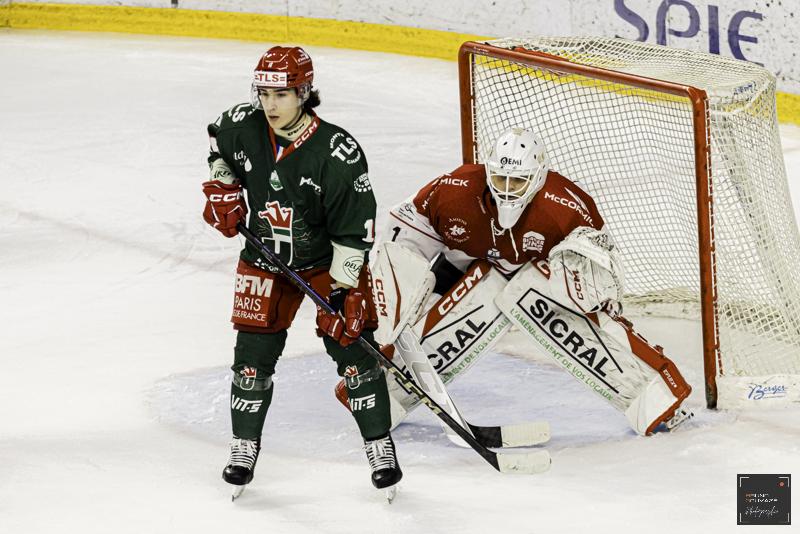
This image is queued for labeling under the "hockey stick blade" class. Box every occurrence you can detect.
[469,421,551,448]
[497,449,552,475]
[393,328,550,449]
[236,224,550,474]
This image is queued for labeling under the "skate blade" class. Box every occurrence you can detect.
[231,485,247,501]
[666,409,695,432]
[385,485,397,504]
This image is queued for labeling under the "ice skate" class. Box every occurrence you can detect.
[222,436,260,501]
[665,408,694,432]
[364,434,402,503]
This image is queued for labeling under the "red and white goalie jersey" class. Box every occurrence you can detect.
[376,161,692,435]
[389,163,605,277]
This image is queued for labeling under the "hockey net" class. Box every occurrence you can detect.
[459,37,800,409]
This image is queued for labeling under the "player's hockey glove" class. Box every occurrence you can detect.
[316,287,368,347]
[202,180,247,237]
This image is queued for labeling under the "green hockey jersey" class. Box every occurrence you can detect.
[208,104,376,275]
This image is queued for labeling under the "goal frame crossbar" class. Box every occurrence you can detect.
[457,41,722,408]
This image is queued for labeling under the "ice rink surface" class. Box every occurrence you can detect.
[1,29,800,533]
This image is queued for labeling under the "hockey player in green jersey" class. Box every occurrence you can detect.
[202,46,401,500]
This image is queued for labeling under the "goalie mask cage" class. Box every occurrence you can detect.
[459,38,800,409]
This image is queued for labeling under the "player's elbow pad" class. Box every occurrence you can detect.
[209,157,235,185]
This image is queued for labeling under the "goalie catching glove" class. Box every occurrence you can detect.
[547,226,624,315]
[316,287,368,347]
[202,179,247,238]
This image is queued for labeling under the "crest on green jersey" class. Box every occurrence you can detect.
[257,200,294,264]
[269,170,283,191]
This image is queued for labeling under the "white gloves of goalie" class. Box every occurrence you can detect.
[547,226,624,315]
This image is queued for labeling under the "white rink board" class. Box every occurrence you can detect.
[9,0,800,92]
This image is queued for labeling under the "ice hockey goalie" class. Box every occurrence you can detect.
[338,127,693,436]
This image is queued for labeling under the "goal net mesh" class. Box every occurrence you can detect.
[466,37,800,388]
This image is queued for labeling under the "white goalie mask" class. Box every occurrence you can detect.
[485,127,550,229]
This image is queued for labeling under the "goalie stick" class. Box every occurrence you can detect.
[393,328,550,449]
[237,223,551,474]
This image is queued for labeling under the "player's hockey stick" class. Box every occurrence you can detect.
[393,327,550,449]
[237,223,551,474]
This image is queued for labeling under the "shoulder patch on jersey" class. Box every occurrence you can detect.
[354,172,372,192]
[329,132,362,165]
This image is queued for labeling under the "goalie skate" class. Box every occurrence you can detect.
[664,408,694,432]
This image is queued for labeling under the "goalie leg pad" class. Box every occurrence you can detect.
[496,262,691,436]
[611,320,692,434]
[387,261,512,426]
[415,261,511,382]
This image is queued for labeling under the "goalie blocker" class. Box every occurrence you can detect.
[338,242,691,436]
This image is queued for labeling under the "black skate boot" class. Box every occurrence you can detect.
[364,433,402,503]
[222,436,260,500]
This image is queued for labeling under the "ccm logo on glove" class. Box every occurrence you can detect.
[208,191,244,202]
[202,180,248,238]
